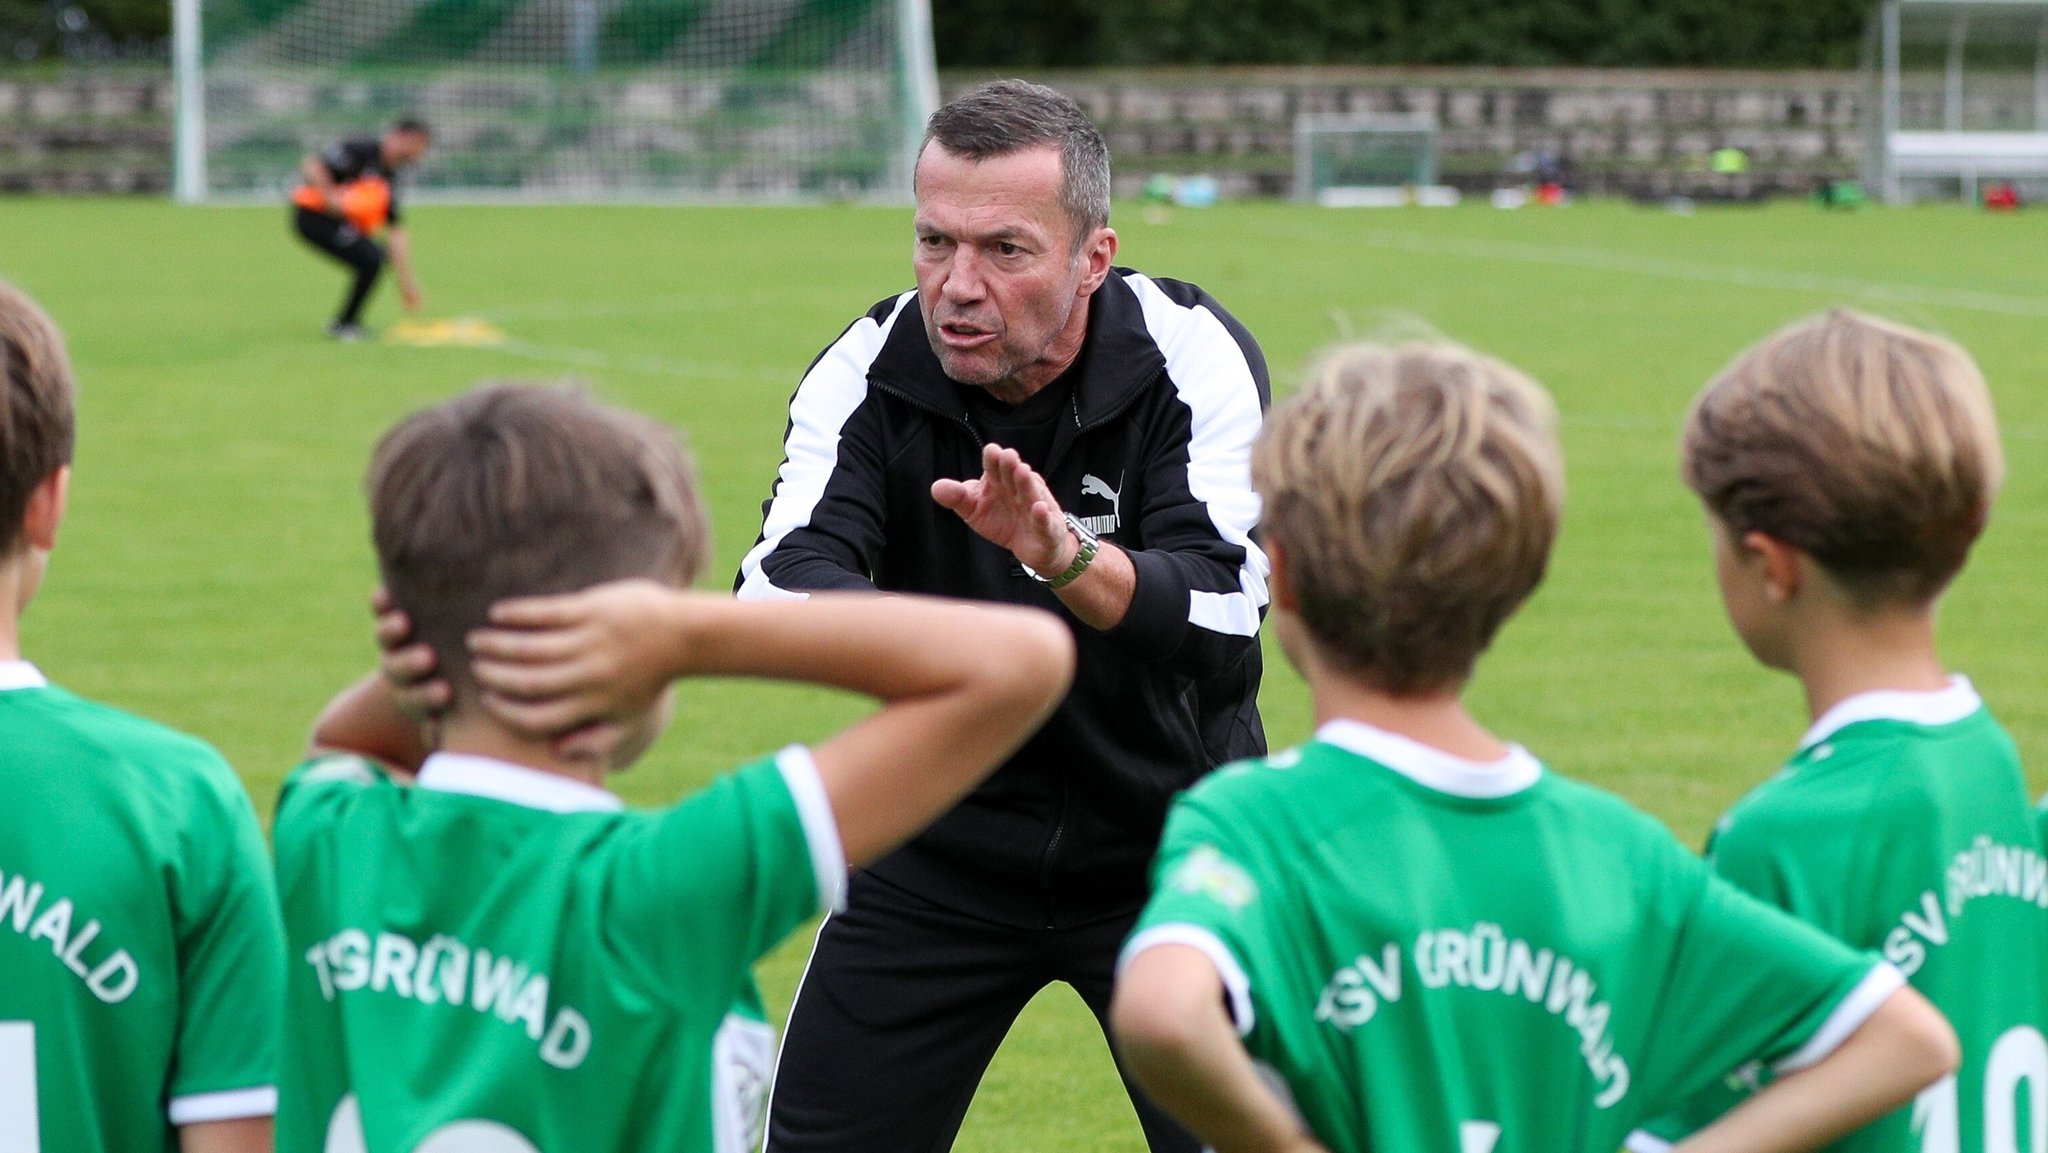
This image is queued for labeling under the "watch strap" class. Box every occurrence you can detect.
[1046,514,1100,590]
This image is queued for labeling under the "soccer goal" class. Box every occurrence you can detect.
[172,0,940,203]
[1293,112,1454,207]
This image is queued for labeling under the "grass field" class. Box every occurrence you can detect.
[3,196,2047,1150]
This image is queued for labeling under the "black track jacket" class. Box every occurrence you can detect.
[737,270,1270,928]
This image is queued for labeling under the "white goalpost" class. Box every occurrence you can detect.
[172,0,940,203]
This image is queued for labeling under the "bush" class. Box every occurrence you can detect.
[934,0,1872,69]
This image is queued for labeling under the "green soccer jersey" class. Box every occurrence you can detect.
[0,660,285,1152]
[1123,718,1897,1153]
[1636,678,2048,1153]
[273,745,844,1153]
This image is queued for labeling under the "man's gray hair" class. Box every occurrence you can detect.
[922,79,1111,243]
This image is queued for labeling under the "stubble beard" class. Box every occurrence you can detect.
[925,301,1077,398]
[924,313,1022,391]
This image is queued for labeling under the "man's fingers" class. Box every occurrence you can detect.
[371,586,394,614]
[983,447,1022,504]
[467,626,589,665]
[1008,452,1053,505]
[1001,454,1032,503]
[932,478,983,514]
[999,449,1053,513]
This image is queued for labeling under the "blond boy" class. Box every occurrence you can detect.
[276,384,1072,1152]
[1632,310,2048,1153]
[0,282,284,1153]
[1108,341,1957,1153]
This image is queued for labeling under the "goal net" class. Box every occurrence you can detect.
[1294,113,1444,206]
[173,0,940,202]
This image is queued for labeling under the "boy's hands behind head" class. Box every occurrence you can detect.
[468,580,689,741]
[373,587,452,720]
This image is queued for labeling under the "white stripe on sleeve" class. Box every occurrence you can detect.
[774,745,848,914]
[1623,1130,1675,1153]
[1773,962,1907,1073]
[1118,922,1257,1036]
[738,293,916,602]
[167,1085,278,1124]
[1125,274,1269,637]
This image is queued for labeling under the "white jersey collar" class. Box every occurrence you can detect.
[417,752,624,813]
[1798,675,1982,752]
[1314,718,1542,799]
[0,660,48,692]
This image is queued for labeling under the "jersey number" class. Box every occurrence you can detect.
[1459,1120,1502,1153]
[0,1021,41,1152]
[327,1095,542,1153]
[1914,1025,2048,1153]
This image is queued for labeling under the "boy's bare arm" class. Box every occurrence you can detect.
[467,582,1074,865]
[1674,987,1957,1153]
[1111,945,1331,1153]
[179,1116,272,1153]
[387,228,422,312]
[309,672,430,774]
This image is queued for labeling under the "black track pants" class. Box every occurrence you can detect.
[765,870,1201,1153]
[292,207,384,326]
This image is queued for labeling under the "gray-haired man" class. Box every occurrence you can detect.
[742,79,1271,1152]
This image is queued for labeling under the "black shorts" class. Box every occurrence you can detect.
[292,206,382,271]
[765,870,1199,1153]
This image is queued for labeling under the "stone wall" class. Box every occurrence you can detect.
[0,65,1923,197]
[0,73,172,193]
[1014,67,1869,198]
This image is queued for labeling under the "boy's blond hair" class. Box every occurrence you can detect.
[1253,342,1563,694]
[1683,309,2003,607]
[0,281,77,554]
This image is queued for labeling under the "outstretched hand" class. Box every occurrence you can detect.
[931,442,1075,577]
[467,580,688,741]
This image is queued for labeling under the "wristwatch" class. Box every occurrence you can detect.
[1030,514,1101,590]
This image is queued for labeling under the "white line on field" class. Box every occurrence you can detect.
[1246,222,2048,319]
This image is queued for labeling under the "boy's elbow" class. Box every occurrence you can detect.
[306,695,351,757]
[1905,994,1962,1082]
[1109,983,1190,1062]
[1871,986,1960,1089]
[994,610,1077,708]
[1110,969,1211,1059]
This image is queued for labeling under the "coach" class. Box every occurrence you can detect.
[743,79,1270,1153]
